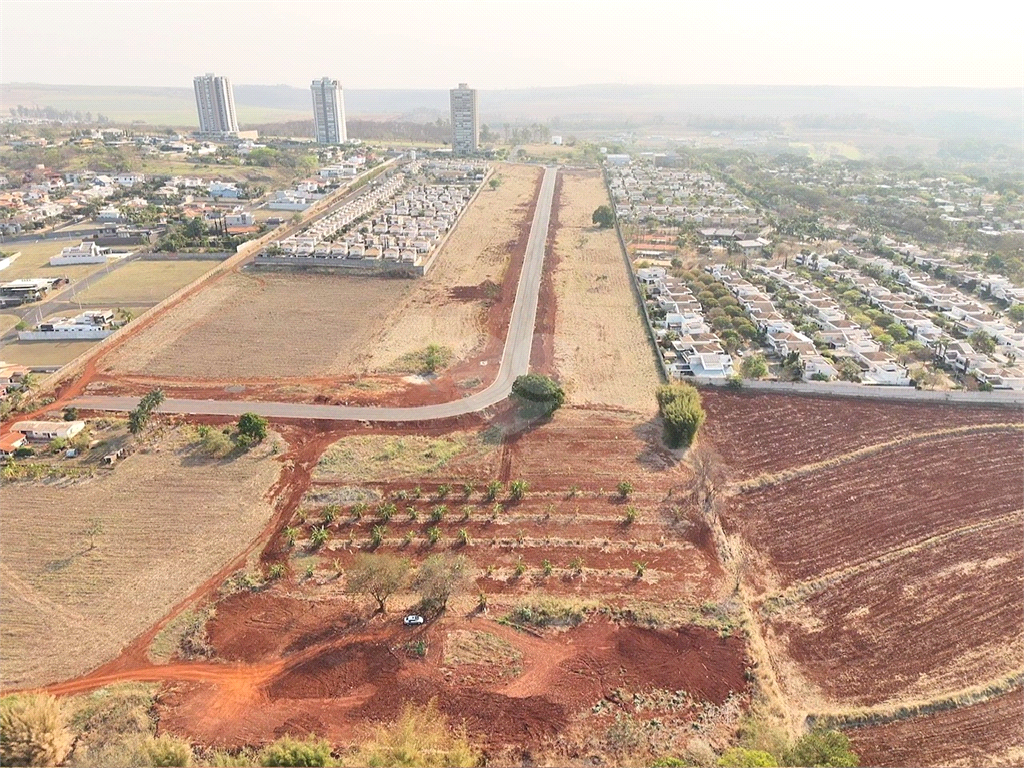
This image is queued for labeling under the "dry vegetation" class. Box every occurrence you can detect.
[551,170,661,412]
[0,339,99,367]
[359,162,542,372]
[1,240,109,282]
[104,272,414,379]
[76,259,215,305]
[313,432,499,483]
[0,424,282,688]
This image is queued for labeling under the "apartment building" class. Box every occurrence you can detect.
[193,74,239,135]
[311,77,347,144]
[449,83,478,155]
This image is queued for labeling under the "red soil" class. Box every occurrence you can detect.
[848,688,1024,767]
[700,389,1021,479]
[724,429,1024,584]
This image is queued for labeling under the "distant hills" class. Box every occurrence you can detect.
[2,82,1020,142]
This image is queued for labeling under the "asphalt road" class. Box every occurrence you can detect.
[72,166,559,423]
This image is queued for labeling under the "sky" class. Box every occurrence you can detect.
[1,0,1022,89]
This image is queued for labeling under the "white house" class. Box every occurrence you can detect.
[10,420,86,441]
[50,241,109,266]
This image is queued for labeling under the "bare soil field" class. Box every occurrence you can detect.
[0,424,283,688]
[103,273,414,379]
[701,389,1020,479]
[849,688,1024,767]
[76,259,215,305]
[359,163,542,373]
[550,170,661,412]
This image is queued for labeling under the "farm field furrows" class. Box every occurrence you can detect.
[700,389,1022,479]
[358,163,542,373]
[103,272,415,379]
[75,259,216,305]
[848,688,1024,767]
[723,428,1024,585]
[551,169,661,412]
[0,427,282,689]
[767,515,1023,707]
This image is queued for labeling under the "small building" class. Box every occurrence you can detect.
[50,241,109,266]
[9,420,86,441]
[0,432,26,456]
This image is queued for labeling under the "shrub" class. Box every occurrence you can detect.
[484,480,503,501]
[0,694,74,767]
[268,564,286,580]
[655,383,705,449]
[624,506,639,524]
[783,729,858,767]
[430,505,447,522]
[139,734,194,766]
[507,479,528,501]
[353,700,479,767]
[309,526,330,549]
[718,747,779,767]
[592,205,615,228]
[510,373,565,416]
[427,526,441,544]
[616,480,633,498]
[370,525,387,547]
[435,483,451,500]
[237,412,268,443]
[258,735,334,767]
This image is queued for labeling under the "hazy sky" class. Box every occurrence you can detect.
[2,0,1021,89]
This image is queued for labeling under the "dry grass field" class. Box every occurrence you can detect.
[0,339,99,367]
[551,170,661,412]
[359,163,542,373]
[0,240,110,282]
[76,260,215,305]
[0,313,20,335]
[104,273,415,379]
[0,425,282,688]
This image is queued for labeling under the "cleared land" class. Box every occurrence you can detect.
[0,239,110,282]
[0,425,282,688]
[0,339,99,366]
[104,273,414,379]
[0,313,20,335]
[359,162,542,373]
[101,164,541,386]
[551,170,660,412]
[700,391,1024,764]
[76,259,215,304]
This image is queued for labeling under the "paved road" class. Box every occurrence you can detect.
[73,167,559,423]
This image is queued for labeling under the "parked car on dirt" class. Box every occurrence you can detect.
[403,614,425,626]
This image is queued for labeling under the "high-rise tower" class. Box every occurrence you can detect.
[449,83,478,155]
[311,77,347,144]
[193,74,239,135]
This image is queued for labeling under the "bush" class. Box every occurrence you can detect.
[592,205,615,228]
[237,412,268,443]
[199,429,235,458]
[740,353,768,379]
[510,373,565,416]
[258,735,334,767]
[784,730,858,767]
[0,694,74,767]
[353,700,479,767]
[719,747,779,767]
[139,734,193,766]
[655,383,706,449]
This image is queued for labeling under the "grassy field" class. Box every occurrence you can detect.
[0,313,20,335]
[105,272,415,379]
[0,239,111,282]
[0,424,282,688]
[0,339,99,367]
[314,432,498,483]
[360,163,542,372]
[551,170,661,412]
[76,260,215,305]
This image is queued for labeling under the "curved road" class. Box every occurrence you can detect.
[72,167,558,423]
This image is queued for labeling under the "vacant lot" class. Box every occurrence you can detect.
[551,170,661,412]
[360,163,542,373]
[0,313,20,335]
[104,273,414,379]
[76,259,215,305]
[0,338,99,367]
[0,426,282,688]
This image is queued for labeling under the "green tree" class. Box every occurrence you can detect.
[237,412,269,443]
[655,383,706,449]
[1008,304,1024,322]
[345,553,409,613]
[784,730,859,768]
[592,205,615,228]
[128,388,165,435]
[836,358,862,383]
[413,554,469,611]
[969,329,996,354]
[740,353,769,379]
[511,373,565,416]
